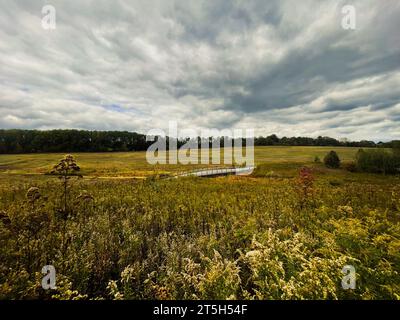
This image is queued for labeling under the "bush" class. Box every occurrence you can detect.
[392,141,400,155]
[356,149,400,174]
[343,161,357,172]
[324,151,341,168]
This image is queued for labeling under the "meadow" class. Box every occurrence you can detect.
[0,146,361,178]
[0,147,399,299]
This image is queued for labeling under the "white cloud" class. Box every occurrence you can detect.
[0,0,399,140]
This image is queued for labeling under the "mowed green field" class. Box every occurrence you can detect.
[0,146,365,179]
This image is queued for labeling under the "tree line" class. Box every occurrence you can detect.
[0,129,397,154]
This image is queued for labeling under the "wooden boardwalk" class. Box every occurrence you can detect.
[173,166,255,178]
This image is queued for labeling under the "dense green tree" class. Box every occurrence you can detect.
[0,129,396,154]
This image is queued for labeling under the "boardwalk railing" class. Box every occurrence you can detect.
[172,166,256,178]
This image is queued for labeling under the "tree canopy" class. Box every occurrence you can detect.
[0,129,394,154]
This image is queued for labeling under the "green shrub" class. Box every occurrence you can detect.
[355,149,400,174]
[324,151,341,168]
[343,161,357,172]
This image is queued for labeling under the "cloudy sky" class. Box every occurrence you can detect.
[0,0,399,140]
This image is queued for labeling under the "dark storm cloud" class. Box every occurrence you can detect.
[0,0,399,140]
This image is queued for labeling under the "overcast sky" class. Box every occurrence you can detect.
[0,0,399,140]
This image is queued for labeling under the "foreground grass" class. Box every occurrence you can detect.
[0,148,399,299]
